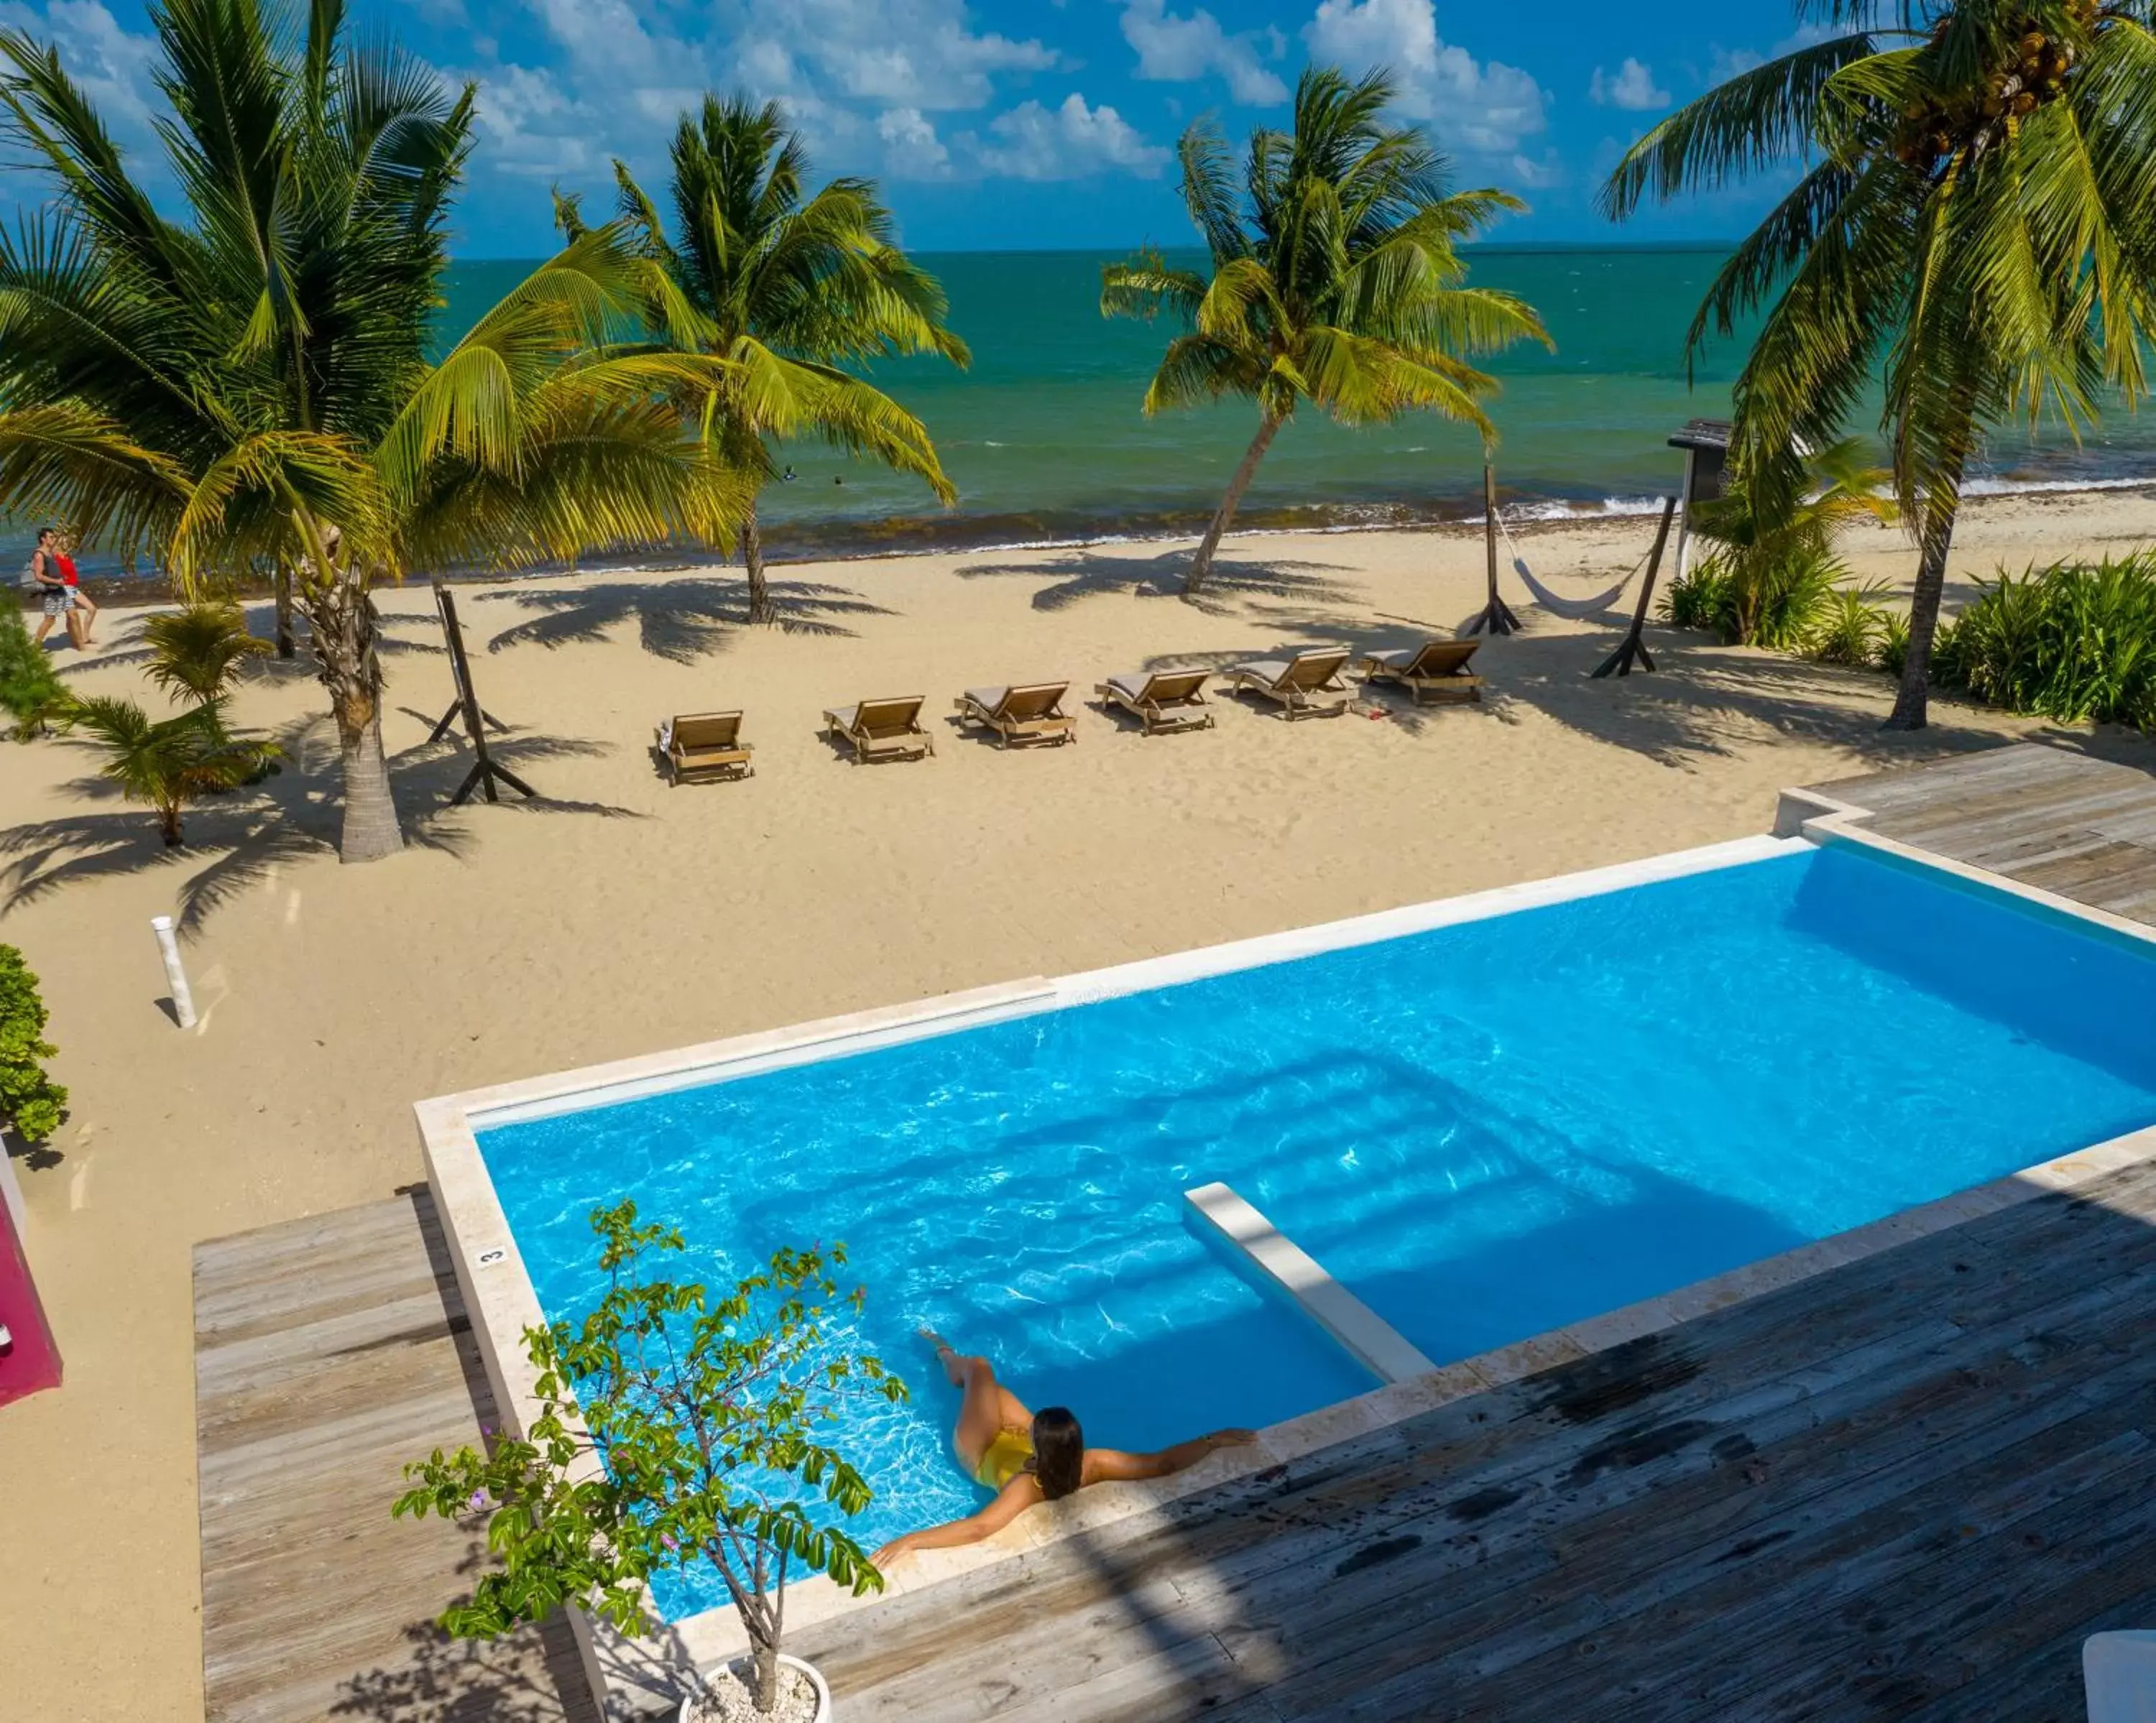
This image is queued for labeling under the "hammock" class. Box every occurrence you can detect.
[1496,512,1646,620]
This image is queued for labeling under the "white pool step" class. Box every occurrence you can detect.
[1183,1181,1437,1384]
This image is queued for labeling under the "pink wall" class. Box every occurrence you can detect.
[0,1202,62,1408]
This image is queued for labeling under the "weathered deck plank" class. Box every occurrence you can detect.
[194,1192,597,1723]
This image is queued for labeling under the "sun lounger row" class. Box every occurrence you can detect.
[657,639,1483,782]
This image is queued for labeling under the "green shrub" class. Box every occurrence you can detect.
[1662,561,1731,633]
[0,605,69,740]
[1807,581,1896,666]
[1660,545,1848,651]
[1930,550,2156,729]
[0,945,66,1145]
[1877,611,1912,679]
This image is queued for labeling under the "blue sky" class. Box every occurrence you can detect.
[0,0,1821,255]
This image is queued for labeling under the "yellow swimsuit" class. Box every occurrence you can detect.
[974,1427,1036,1489]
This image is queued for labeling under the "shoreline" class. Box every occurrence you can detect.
[32,474,2156,612]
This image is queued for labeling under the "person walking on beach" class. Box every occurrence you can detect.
[28,527,84,650]
[54,530,94,643]
[870,1329,1256,1567]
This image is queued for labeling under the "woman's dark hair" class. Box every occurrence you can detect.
[1029,1406,1084,1500]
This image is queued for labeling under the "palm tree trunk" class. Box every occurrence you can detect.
[273,560,295,659]
[1187,415,1281,596]
[742,504,771,626]
[1885,479,1964,731]
[305,579,405,862]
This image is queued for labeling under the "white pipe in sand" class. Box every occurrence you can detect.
[150,915,196,1030]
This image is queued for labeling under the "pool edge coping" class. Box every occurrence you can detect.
[413,805,2156,1717]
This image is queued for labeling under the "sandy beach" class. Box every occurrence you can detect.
[3,486,2153,1722]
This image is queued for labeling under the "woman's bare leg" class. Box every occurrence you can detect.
[922,1329,1033,1471]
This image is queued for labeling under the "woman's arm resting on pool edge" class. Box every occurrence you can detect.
[1085,1428,1258,1484]
[871,1477,1037,1566]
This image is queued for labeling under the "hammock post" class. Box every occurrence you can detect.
[1593,496,1677,679]
[1468,462,1521,637]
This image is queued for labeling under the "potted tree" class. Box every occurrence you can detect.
[396,1201,906,1720]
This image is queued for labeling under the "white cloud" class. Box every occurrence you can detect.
[1507,149,1566,188]
[972,93,1170,180]
[1303,0,1547,156]
[877,106,951,176]
[469,62,597,179]
[1590,57,1669,111]
[731,0,1056,114]
[0,0,161,144]
[1707,45,1764,83]
[1120,0,1288,106]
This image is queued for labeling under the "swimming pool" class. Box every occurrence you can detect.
[469,837,2156,1618]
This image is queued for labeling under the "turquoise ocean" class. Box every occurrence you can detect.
[47,244,2156,585]
[446,241,2156,559]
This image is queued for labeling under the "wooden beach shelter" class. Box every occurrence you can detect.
[1667,417,1731,584]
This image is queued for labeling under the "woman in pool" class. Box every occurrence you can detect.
[871,1329,1256,1566]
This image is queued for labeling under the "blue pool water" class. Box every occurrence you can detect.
[477,843,2156,1615]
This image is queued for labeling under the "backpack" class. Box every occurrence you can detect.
[18,556,40,593]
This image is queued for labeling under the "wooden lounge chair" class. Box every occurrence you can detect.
[1095,668,1215,735]
[656,711,753,784]
[954,682,1077,748]
[1356,638,1485,705]
[1223,646,1355,719]
[823,696,935,763]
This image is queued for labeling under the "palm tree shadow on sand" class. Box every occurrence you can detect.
[1,716,638,934]
[471,577,892,663]
[1391,622,2072,768]
[957,545,1359,618]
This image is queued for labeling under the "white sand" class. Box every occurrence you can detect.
[2,487,2152,1721]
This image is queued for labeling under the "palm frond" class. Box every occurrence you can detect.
[1600,34,1880,218]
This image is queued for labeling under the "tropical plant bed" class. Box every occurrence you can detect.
[682,1655,829,1723]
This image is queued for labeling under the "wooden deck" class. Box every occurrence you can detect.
[194,1192,596,1723]
[798,1156,2156,1722]
[1803,741,2156,925]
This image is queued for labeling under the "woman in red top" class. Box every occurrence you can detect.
[54,530,94,645]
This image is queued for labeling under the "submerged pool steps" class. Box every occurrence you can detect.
[1182,1181,1435,1384]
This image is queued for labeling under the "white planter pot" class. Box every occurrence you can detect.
[678,1652,832,1723]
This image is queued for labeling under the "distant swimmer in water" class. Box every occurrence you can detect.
[781,466,796,483]
[833,474,844,485]
[870,1329,1255,1566]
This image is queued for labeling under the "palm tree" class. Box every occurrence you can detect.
[1101,67,1552,597]
[144,602,272,721]
[0,0,742,861]
[1601,0,2156,728]
[63,696,278,846]
[565,96,968,624]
